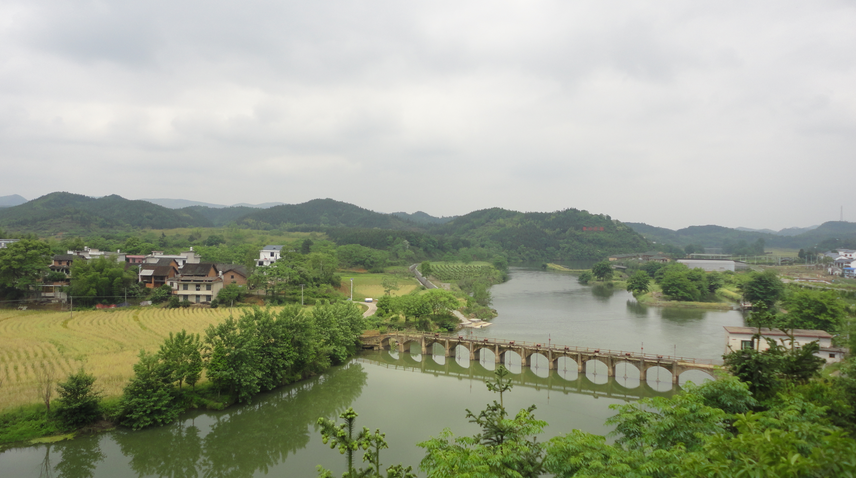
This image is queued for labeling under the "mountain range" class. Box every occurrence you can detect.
[2,192,855,255]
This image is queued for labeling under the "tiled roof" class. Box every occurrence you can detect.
[217,264,248,276]
[724,326,833,339]
[180,263,218,276]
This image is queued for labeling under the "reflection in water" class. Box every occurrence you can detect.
[590,284,616,301]
[116,423,201,478]
[659,306,707,322]
[625,300,648,317]
[54,439,105,478]
[359,350,677,400]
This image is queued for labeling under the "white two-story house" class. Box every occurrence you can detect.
[257,245,285,267]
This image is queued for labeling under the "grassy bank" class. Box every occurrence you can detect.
[544,263,588,272]
[634,285,736,310]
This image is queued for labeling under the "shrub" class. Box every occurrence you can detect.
[55,368,102,429]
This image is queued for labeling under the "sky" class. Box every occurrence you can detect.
[1,0,854,231]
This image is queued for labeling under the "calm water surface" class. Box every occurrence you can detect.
[0,268,746,477]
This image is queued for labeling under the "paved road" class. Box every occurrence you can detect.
[408,264,491,328]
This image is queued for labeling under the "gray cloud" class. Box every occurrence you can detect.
[1,0,854,230]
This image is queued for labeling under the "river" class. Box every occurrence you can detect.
[0,268,746,477]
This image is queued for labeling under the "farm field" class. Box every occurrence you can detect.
[337,270,420,300]
[429,261,495,281]
[0,307,252,411]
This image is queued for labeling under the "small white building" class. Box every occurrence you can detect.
[724,326,847,364]
[257,245,285,267]
[678,259,737,272]
[0,239,19,249]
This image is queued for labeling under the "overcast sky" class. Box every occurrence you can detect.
[1,0,854,230]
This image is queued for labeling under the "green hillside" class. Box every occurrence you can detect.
[0,192,213,234]
[180,205,260,227]
[237,198,415,230]
[441,208,650,261]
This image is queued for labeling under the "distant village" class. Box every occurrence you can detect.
[0,239,295,305]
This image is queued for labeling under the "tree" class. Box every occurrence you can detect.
[659,264,702,301]
[591,261,613,282]
[739,270,784,310]
[625,271,650,295]
[420,261,432,278]
[68,256,137,305]
[121,350,182,430]
[55,368,101,429]
[150,284,172,304]
[0,238,52,299]
[158,330,203,389]
[782,289,846,333]
[34,365,56,418]
[419,365,547,478]
[421,289,460,317]
[317,408,416,478]
[472,281,492,307]
[577,271,593,285]
[216,283,245,307]
[301,238,314,254]
[381,276,400,296]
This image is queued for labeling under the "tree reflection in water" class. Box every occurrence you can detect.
[112,361,368,478]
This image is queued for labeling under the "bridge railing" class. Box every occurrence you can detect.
[384,333,719,366]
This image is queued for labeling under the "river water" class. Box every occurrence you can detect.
[0,268,746,477]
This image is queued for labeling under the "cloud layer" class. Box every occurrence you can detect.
[2,0,854,229]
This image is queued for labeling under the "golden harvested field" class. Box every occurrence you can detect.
[0,307,242,411]
[337,272,421,300]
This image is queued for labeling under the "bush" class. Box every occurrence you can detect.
[149,285,173,304]
[180,299,192,308]
[209,298,219,308]
[55,368,102,429]
[121,351,182,430]
[167,296,180,308]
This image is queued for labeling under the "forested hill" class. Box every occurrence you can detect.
[391,211,458,225]
[627,221,856,251]
[0,192,213,233]
[438,208,650,262]
[236,198,416,230]
[180,205,259,227]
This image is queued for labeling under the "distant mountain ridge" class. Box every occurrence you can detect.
[627,221,856,250]
[141,198,285,209]
[391,211,458,225]
[0,194,27,207]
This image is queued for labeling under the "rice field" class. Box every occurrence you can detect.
[0,307,242,411]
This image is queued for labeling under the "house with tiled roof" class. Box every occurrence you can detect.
[137,259,179,289]
[217,264,248,286]
[724,326,847,364]
[169,263,222,304]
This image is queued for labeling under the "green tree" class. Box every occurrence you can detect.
[471,281,492,307]
[158,330,203,389]
[55,368,101,429]
[421,289,460,317]
[591,261,613,282]
[68,256,137,305]
[0,238,52,299]
[301,238,314,254]
[381,276,400,296]
[739,269,784,310]
[577,271,593,285]
[216,283,245,307]
[625,270,650,295]
[419,365,547,478]
[782,288,847,333]
[659,264,702,301]
[121,350,182,430]
[150,284,173,304]
[420,261,432,278]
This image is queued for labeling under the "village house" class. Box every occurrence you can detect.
[145,249,201,268]
[257,245,285,267]
[169,263,223,304]
[0,239,19,249]
[137,259,180,289]
[217,264,248,286]
[724,326,847,364]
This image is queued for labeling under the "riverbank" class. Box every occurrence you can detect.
[634,288,736,310]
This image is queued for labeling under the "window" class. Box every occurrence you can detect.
[740,340,754,350]
[206,295,211,302]
[196,295,200,303]
[258,261,263,266]
[270,252,274,257]
[830,353,836,358]
[195,285,201,291]
[206,284,211,291]
[230,274,234,279]
[183,284,188,291]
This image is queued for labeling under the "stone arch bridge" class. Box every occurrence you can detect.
[360,333,717,384]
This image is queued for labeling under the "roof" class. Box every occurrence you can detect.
[53,254,81,261]
[180,262,218,276]
[218,264,248,276]
[261,245,285,251]
[724,326,833,339]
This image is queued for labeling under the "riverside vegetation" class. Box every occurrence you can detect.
[0,302,364,445]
